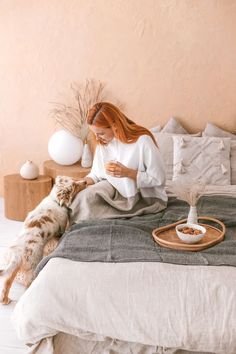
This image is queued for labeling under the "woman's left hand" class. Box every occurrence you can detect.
[105,161,137,180]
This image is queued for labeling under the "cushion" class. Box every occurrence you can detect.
[203,122,236,140]
[153,132,201,180]
[172,136,231,185]
[230,141,236,184]
[161,117,188,134]
[149,124,161,133]
[202,123,236,184]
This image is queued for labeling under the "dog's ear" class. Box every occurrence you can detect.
[73,180,87,191]
[74,180,87,186]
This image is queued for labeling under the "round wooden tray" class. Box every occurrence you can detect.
[152,216,226,251]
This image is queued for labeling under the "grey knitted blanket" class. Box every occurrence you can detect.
[36,196,236,275]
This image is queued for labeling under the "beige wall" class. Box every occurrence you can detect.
[0,0,236,196]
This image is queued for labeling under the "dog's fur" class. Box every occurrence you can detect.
[0,175,86,304]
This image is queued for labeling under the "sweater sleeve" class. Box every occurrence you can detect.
[86,147,104,183]
[136,136,166,189]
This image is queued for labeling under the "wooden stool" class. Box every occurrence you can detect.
[4,174,52,221]
[43,160,91,181]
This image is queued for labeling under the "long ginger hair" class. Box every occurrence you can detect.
[86,102,157,146]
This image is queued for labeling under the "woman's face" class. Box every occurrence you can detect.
[89,125,114,144]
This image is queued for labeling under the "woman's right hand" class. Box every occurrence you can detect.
[75,177,95,187]
[105,161,137,180]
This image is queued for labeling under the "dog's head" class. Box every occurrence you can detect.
[51,176,87,207]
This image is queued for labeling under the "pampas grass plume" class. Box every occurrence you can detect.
[169,179,206,206]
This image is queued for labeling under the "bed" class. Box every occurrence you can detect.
[11,120,236,354]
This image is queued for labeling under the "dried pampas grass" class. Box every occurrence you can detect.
[50,79,105,142]
[169,179,206,206]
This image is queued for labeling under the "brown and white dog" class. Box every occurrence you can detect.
[0,175,86,304]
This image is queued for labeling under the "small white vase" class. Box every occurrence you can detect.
[187,206,198,224]
[81,143,93,168]
[20,160,39,180]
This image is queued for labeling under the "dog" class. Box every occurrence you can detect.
[0,175,86,304]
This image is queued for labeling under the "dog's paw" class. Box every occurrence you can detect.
[0,294,11,305]
[0,298,11,305]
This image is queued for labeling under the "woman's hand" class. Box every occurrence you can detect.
[105,161,137,181]
[74,177,95,187]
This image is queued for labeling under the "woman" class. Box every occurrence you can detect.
[70,102,167,222]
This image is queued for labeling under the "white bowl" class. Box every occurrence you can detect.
[175,223,206,244]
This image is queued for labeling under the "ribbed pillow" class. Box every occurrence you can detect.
[203,122,236,140]
[203,123,236,184]
[161,117,188,134]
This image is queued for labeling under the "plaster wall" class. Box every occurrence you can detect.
[0,0,236,196]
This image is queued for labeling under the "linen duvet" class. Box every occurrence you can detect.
[12,190,236,354]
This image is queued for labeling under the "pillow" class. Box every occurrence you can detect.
[203,122,236,140]
[172,136,231,185]
[230,141,236,184]
[161,117,188,134]
[153,132,201,180]
[149,124,161,133]
[203,123,236,184]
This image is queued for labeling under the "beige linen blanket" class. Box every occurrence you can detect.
[12,259,236,354]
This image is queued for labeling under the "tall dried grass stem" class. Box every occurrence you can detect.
[50,79,106,142]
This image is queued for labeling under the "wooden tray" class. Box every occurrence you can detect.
[152,216,226,251]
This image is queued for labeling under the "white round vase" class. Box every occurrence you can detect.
[20,160,39,180]
[48,130,83,166]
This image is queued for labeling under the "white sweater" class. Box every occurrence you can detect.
[87,135,167,201]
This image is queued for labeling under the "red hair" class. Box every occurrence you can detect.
[86,102,157,146]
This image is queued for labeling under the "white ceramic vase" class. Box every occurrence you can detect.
[81,143,93,168]
[187,206,198,224]
[48,130,83,166]
[20,160,39,180]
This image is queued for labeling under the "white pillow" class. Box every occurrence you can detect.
[230,141,236,184]
[203,122,236,140]
[161,117,188,134]
[172,136,231,185]
[153,132,201,180]
[202,123,236,184]
[149,124,161,133]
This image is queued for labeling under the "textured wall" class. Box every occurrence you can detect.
[0,0,236,196]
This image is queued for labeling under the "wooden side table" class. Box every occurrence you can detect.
[4,174,52,221]
[43,160,91,181]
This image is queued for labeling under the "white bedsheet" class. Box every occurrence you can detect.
[12,258,236,354]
